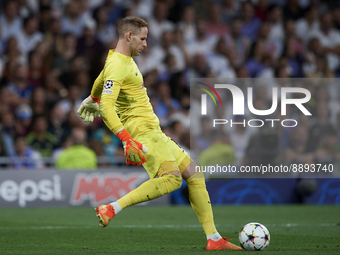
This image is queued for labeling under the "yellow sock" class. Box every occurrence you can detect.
[118,174,182,209]
[186,172,217,236]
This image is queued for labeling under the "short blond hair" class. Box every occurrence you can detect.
[117,16,148,38]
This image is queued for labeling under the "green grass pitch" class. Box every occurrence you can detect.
[0,205,339,254]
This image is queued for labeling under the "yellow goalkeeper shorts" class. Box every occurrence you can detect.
[136,129,189,178]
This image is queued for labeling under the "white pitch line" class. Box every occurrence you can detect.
[0,223,337,231]
[120,223,337,228]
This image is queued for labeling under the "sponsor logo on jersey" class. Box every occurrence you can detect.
[102,89,113,94]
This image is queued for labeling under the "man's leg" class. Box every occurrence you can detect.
[96,162,182,227]
[179,157,241,250]
[179,158,218,237]
[117,170,181,209]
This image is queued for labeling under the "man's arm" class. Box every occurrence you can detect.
[100,80,147,166]
[78,57,147,165]
[100,58,147,165]
[99,82,123,134]
[91,70,104,99]
[77,50,116,122]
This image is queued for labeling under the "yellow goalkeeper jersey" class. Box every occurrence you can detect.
[91,50,160,138]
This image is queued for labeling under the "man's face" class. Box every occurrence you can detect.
[130,27,148,56]
[35,117,48,133]
[243,3,254,20]
[321,14,332,31]
[162,31,173,49]
[16,65,28,80]
[5,2,18,19]
[15,137,26,155]
[232,20,242,35]
[26,18,38,35]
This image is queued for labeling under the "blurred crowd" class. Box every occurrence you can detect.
[0,0,340,171]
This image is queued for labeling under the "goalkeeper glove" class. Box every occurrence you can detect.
[117,128,148,166]
[77,95,100,123]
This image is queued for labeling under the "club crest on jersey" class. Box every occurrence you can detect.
[104,80,114,89]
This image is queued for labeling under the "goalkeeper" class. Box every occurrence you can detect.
[77,16,241,251]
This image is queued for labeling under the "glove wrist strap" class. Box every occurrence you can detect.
[116,128,132,142]
[90,95,100,105]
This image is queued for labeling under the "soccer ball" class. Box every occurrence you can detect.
[239,222,270,251]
